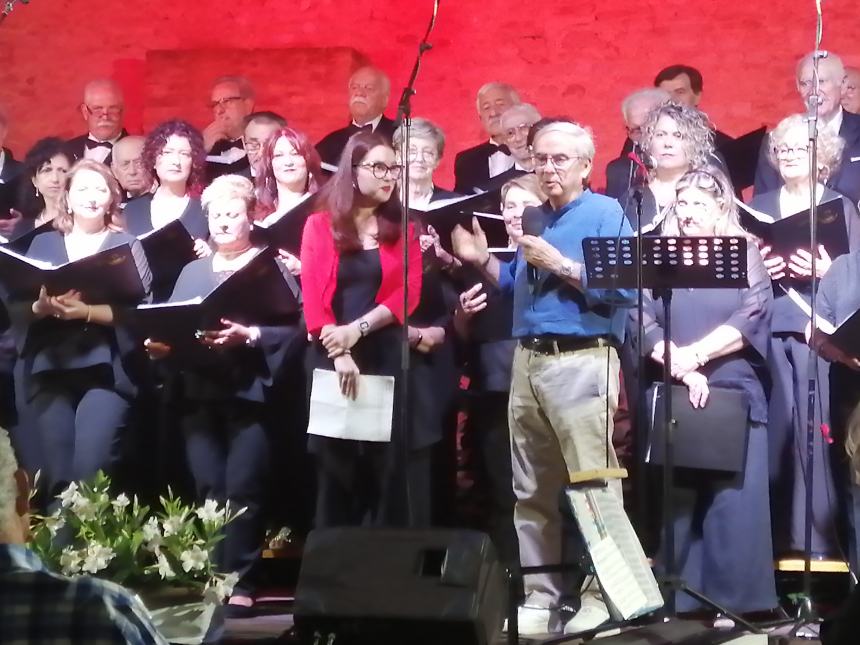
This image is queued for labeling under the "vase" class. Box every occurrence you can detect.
[133,585,225,645]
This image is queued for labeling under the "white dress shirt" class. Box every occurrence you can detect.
[488,139,515,179]
[83,134,122,164]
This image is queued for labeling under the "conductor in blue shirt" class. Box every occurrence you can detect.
[453,117,635,636]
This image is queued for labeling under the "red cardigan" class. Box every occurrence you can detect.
[300,211,423,336]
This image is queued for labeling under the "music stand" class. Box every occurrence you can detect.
[582,235,762,633]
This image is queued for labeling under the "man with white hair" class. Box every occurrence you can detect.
[754,51,860,202]
[110,135,152,202]
[65,79,128,165]
[453,82,521,194]
[843,67,860,115]
[316,66,396,167]
[0,428,167,644]
[499,103,542,173]
[604,87,670,200]
[453,118,635,636]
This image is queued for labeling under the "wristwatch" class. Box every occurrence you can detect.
[358,318,370,337]
[560,259,575,278]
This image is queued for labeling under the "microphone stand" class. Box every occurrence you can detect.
[394,0,440,527]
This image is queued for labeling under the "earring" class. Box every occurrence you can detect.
[35,187,40,198]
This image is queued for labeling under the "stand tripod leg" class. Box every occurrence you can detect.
[675,583,762,634]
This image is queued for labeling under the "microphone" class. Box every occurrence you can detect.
[628,147,653,193]
[522,206,547,286]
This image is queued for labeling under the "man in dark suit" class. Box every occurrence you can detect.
[453,82,521,194]
[0,107,21,187]
[204,76,256,181]
[64,79,127,166]
[754,52,860,203]
[243,111,287,180]
[316,66,396,167]
[110,136,152,203]
[844,67,860,115]
[603,87,670,200]
[0,106,23,241]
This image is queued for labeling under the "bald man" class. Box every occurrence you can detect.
[65,79,127,165]
[754,52,860,202]
[316,66,396,167]
[111,136,152,202]
[843,67,860,115]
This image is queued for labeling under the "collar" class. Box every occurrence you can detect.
[87,132,123,145]
[351,114,383,131]
[821,107,844,135]
[0,543,44,573]
[545,188,591,221]
[0,149,5,175]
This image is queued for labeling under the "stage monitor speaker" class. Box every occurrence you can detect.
[293,528,506,645]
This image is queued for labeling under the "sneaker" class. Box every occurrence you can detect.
[503,606,562,635]
[563,603,610,635]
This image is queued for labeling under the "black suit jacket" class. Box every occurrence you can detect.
[754,110,860,203]
[453,142,515,195]
[0,148,22,185]
[65,130,129,166]
[315,115,397,167]
[206,138,251,183]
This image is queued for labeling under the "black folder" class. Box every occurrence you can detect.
[411,193,510,253]
[250,193,317,254]
[2,221,53,255]
[822,308,860,355]
[0,243,146,304]
[133,249,300,354]
[721,126,768,190]
[138,219,197,288]
[739,197,848,260]
[647,383,750,473]
[0,181,15,218]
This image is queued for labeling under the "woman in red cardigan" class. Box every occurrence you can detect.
[300,131,423,527]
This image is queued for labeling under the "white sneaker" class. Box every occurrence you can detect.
[563,603,610,635]
[503,605,562,635]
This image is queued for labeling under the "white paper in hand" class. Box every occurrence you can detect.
[307,369,395,442]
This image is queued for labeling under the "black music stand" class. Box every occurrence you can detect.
[581,235,762,633]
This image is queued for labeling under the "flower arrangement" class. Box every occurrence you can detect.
[29,471,244,603]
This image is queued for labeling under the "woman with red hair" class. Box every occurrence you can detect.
[300,131,423,527]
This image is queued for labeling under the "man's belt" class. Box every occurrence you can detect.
[519,335,617,355]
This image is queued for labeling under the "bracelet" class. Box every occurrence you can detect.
[693,346,708,367]
[413,331,423,348]
[86,306,92,324]
[479,254,492,268]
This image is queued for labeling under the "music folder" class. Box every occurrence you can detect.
[738,197,848,260]
[0,242,146,304]
[250,193,317,254]
[138,218,197,284]
[2,221,53,255]
[411,193,509,253]
[721,126,767,190]
[133,249,300,354]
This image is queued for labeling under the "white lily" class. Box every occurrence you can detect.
[71,496,97,521]
[81,543,115,574]
[57,482,79,508]
[156,551,176,579]
[195,499,224,524]
[111,493,130,515]
[179,545,208,573]
[59,546,83,575]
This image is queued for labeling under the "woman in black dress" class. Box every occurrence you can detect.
[750,113,860,558]
[145,174,304,614]
[6,160,151,499]
[300,131,422,527]
[9,137,71,238]
[635,167,777,615]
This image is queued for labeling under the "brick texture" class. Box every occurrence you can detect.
[0,0,858,189]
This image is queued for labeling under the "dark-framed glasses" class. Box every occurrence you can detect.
[354,162,403,179]
[84,104,123,118]
[531,153,582,170]
[208,96,243,110]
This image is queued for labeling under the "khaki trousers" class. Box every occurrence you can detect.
[509,343,621,608]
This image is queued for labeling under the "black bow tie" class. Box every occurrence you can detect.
[226,139,245,151]
[86,139,113,150]
[350,123,374,134]
[490,143,511,156]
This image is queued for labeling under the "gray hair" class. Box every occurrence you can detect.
[640,102,715,171]
[620,88,671,123]
[392,117,446,158]
[500,103,542,128]
[475,82,521,113]
[0,428,18,524]
[532,119,596,162]
[348,66,391,97]
[202,174,256,214]
[212,75,256,101]
[767,113,845,183]
[795,51,845,82]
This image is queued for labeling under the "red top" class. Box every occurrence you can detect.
[300,211,423,336]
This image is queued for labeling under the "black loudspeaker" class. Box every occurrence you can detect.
[293,528,507,645]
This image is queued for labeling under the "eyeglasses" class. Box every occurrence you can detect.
[117,159,144,171]
[244,141,262,152]
[84,104,123,118]
[531,153,583,170]
[503,123,533,139]
[208,96,243,110]
[406,148,439,162]
[625,125,643,138]
[354,162,403,179]
[774,145,809,158]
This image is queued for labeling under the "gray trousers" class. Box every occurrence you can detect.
[509,343,621,609]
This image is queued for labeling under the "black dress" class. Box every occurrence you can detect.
[309,248,416,528]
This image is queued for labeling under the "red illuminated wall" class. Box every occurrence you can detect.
[0,0,857,189]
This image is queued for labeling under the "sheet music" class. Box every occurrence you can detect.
[307,369,395,442]
[735,199,776,223]
[565,486,663,621]
[0,244,54,269]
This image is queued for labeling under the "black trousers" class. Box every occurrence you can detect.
[181,399,270,595]
[30,367,129,498]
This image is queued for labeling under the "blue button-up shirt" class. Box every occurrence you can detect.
[498,189,636,341]
[0,543,167,644]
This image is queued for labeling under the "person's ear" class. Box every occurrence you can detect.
[78,103,89,123]
[13,469,30,518]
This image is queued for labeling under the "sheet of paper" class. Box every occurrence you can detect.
[307,369,395,442]
[589,537,649,620]
[784,286,836,334]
